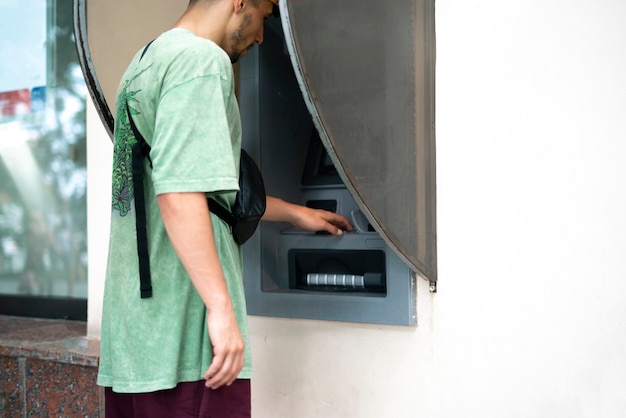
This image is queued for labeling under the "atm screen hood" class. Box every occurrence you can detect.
[277,1,436,283]
[73,0,436,283]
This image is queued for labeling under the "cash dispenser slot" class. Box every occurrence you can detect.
[288,249,386,294]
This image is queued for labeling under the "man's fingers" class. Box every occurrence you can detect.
[325,223,344,236]
[321,213,353,235]
[204,354,223,381]
[204,352,243,389]
[204,340,245,389]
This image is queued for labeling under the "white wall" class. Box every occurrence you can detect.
[87,0,626,416]
[86,105,111,337]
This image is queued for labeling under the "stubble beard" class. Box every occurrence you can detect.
[228,13,253,64]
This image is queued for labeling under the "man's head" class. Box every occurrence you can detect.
[226,0,276,63]
[183,0,276,63]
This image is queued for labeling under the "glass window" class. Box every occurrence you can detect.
[0,0,87,315]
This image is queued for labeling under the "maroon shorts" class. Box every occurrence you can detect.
[104,379,251,418]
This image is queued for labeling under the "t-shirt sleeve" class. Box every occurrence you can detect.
[149,74,239,196]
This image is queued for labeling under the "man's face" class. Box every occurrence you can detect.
[227,0,274,63]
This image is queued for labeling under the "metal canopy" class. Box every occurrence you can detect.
[73,0,436,283]
[278,0,437,281]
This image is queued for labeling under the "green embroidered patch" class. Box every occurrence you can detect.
[111,68,150,216]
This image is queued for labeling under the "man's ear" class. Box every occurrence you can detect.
[234,0,245,13]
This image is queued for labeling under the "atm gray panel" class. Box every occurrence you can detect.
[240,17,417,326]
[279,0,437,281]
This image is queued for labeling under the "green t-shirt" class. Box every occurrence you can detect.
[97,29,251,393]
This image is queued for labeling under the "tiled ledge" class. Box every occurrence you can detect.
[0,315,99,365]
[0,315,103,417]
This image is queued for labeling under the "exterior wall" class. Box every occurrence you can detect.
[87,1,626,417]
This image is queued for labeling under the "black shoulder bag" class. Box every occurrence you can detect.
[128,105,266,298]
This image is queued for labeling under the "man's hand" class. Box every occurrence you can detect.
[203,303,245,389]
[290,204,353,236]
[262,196,353,235]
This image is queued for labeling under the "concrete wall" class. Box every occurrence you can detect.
[87,1,626,416]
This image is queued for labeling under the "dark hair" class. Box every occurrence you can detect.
[189,0,265,6]
[188,0,277,17]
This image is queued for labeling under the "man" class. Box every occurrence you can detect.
[97,0,353,417]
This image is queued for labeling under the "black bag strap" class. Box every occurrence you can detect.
[128,40,154,299]
[140,40,154,60]
[127,103,153,298]
[206,196,235,227]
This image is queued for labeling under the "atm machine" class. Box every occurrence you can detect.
[74,0,436,327]
[238,14,420,326]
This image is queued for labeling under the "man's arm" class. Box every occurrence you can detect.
[157,192,244,389]
[262,195,353,235]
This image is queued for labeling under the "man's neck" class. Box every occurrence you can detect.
[173,1,232,48]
